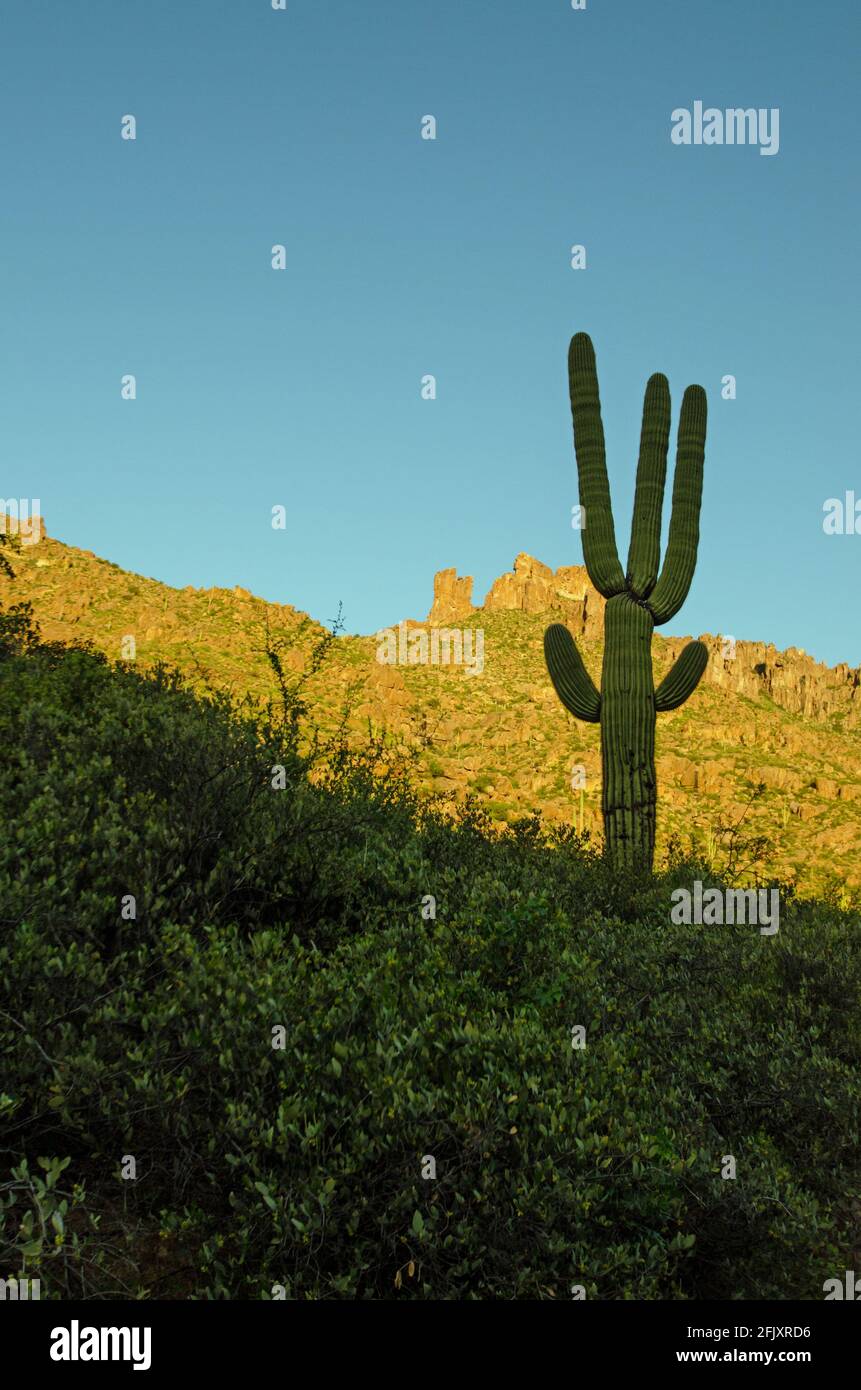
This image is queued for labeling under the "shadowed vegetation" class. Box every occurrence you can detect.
[1,609,859,1299]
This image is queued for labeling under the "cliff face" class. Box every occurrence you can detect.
[699,637,860,727]
[427,568,477,625]
[484,554,606,641]
[427,553,861,729]
[429,553,605,637]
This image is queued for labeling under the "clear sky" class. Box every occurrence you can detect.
[2,1,859,666]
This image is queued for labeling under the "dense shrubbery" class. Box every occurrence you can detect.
[1,612,859,1299]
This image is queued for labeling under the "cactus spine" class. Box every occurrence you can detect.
[545,333,708,871]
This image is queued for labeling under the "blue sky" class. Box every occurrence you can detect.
[2,1,859,665]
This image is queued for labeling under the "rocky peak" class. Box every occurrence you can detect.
[423,553,860,728]
[427,567,476,625]
[427,553,605,638]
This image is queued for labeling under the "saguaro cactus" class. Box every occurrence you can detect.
[545,333,708,871]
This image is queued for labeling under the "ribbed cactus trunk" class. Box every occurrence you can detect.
[601,595,656,869]
[544,333,708,873]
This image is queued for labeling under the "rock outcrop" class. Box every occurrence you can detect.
[430,553,605,639]
[426,553,861,728]
[427,568,476,625]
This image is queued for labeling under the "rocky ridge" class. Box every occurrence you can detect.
[3,521,859,892]
[426,552,861,730]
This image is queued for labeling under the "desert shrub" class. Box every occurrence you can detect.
[1,633,859,1298]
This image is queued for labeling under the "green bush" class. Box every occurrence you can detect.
[1,629,859,1299]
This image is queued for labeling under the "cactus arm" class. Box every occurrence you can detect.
[654,639,708,711]
[626,373,671,598]
[649,385,707,625]
[544,623,601,723]
[568,333,626,598]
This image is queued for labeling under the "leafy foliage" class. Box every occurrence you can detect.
[1,626,859,1299]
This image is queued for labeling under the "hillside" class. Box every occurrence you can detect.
[2,622,859,1299]
[4,520,860,893]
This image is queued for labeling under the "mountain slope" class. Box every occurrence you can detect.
[4,523,860,892]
